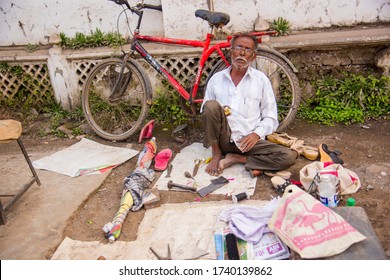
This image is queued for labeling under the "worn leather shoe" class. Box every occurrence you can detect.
[319,143,344,164]
[301,146,319,161]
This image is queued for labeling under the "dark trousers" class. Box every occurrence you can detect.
[202,100,297,171]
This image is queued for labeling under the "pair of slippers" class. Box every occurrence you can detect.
[266,132,319,161]
[138,120,172,171]
[154,148,172,171]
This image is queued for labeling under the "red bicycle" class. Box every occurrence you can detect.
[82,0,301,141]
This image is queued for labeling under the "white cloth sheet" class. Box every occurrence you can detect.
[51,200,269,260]
[33,138,138,177]
[154,142,257,196]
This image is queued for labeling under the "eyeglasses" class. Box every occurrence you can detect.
[231,45,255,55]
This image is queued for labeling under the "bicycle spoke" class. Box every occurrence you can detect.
[82,58,151,141]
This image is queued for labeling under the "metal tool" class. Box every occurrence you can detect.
[150,243,208,260]
[193,158,206,177]
[172,124,189,144]
[184,171,195,180]
[167,180,197,192]
[150,244,172,260]
[165,163,173,178]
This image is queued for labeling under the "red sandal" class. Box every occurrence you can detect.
[138,120,155,143]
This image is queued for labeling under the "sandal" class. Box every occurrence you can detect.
[266,132,301,147]
[267,133,319,161]
[301,146,319,161]
[271,176,294,194]
[154,148,173,171]
[138,119,155,143]
[264,170,291,180]
[319,143,344,164]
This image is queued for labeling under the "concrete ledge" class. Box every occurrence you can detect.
[1,27,389,61]
[270,26,390,51]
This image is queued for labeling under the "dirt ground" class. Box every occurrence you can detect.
[2,107,389,259]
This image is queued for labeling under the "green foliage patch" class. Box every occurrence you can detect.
[60,28,126,49]
[148,82,189,125]
[0,62,53,114]
[299,73,390,125]
[271,17,291,36]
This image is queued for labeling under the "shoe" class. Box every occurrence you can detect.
[154,149,173,171]
[290,139,305,155]
[249,169,263,178]
[319,143,344,164]
[331,149,344,164]
[266,132,301,147]
[264,170,291,180]
[267,133,318,160]
[138,120,155,143]
[301,146,319,161]
[288,139,319,161]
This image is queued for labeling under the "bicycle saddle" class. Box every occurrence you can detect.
[195,10,230,28]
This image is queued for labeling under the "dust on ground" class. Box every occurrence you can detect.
[2,108,390,259]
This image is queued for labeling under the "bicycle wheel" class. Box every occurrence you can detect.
[82,58,152,141]
[208,50,301,132]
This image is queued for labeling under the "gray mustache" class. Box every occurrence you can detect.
[234,56,247,63]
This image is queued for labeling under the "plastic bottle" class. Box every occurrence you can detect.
[346,197,356,206]
[315,173,339,207]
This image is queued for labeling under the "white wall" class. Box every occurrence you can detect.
[0,0,389,46]
[162,0,390,39]
[0,0,164,46]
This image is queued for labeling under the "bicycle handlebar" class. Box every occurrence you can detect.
[109,0,162,12]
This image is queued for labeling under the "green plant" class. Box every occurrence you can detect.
[148,83,189,125]
[72,127,83,136]
[26,44,39,52]
[59,29,126,49]
[67,105,85,123]
[299,73,390,125]
[43,101,67,128]
[41,103,86,136]
[271,17,291,36]
[0,63,54,115]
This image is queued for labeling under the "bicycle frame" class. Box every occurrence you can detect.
[131,30,275,105]
[131,32,230,104]
[114,0,275,104]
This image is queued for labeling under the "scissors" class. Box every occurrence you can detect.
[193,158,206,177]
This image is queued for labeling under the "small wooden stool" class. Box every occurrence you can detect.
[0,119,41,225]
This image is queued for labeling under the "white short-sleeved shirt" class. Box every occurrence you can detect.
[201,66,279,144]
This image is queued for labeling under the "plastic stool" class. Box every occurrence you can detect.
[0,119,41,225]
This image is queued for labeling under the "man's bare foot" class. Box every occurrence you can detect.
[218,153,247,174]
[205,155,222,176]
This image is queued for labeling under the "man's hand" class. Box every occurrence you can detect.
[237,133,260,153]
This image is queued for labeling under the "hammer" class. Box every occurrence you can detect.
[167,180,197,192]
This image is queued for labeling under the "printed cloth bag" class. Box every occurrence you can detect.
[299,161,361,195]
[268,185,366,259]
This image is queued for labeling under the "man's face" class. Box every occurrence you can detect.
[230,36,256,71]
